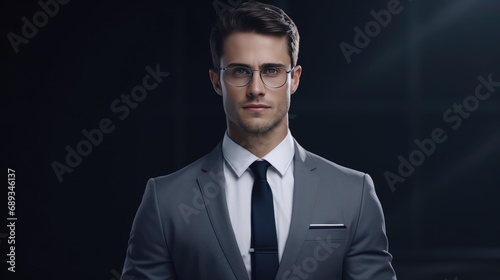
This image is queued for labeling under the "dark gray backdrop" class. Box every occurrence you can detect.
[3,0,500,279]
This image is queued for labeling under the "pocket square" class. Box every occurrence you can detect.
[309,223,346,229]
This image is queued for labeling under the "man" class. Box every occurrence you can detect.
[122,1,397,279]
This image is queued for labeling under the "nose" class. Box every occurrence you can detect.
[247,70,266,97]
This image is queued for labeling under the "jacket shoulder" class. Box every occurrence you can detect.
[155,155,206,181]
[147,152,211,198]
[302,149,375,200]
[147,142,222,193]
[306,150,367,180]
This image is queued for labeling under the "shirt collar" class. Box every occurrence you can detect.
[222,129,295,178]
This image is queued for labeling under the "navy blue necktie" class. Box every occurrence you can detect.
[249,160,279,280]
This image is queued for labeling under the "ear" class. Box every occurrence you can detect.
[209,68,223,96]
[290,65,302,95]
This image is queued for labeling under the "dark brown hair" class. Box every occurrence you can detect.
[209,1,300,70]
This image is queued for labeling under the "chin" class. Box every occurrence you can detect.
[239,119,279,135]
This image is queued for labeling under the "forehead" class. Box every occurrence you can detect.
[221,32,290,66]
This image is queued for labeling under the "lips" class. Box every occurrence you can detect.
[242,103,271,112]
[242,104,271,109]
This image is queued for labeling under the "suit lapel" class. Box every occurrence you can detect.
[276,140,320,279]
[197,143,249,280]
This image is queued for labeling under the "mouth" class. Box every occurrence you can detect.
[242,104,271,112]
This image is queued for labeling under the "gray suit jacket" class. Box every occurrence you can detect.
[122,139,396,280]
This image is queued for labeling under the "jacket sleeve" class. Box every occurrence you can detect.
[121,178,178,280]
[343,174,397,280]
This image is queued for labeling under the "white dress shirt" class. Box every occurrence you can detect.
[222,130,295,279]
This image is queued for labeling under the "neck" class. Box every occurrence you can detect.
[227,120,288,158]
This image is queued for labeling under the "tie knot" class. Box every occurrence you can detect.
[249,160,271,180]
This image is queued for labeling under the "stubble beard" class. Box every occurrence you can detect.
[237,104,288,137]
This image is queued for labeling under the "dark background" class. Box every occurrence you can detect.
[3,0,500,279]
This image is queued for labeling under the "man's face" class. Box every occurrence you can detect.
[209,32,302,136]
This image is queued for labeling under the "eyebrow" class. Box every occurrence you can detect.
[225,62,288,69]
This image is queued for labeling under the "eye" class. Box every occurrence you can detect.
[262,67,281,76]
[232,67,251,76]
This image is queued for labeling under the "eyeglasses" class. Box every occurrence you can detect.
[219,65,294,88]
